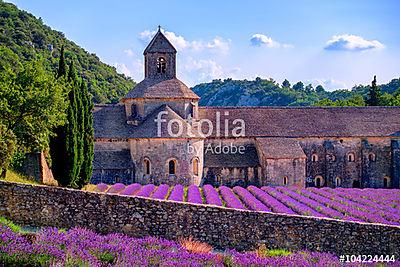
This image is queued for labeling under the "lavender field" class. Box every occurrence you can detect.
[0,223,359,266]
[94,183,400,227]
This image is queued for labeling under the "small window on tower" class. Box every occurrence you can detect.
[157,57,166,73]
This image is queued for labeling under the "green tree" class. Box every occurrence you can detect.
[78,80,94,187]
[0,62,67,177]
[282,79,291,88]
[293,81,304,91]
[315,85,325,93]
[365,75,382,106]
[0,122,16,178]
[57,45,67,78]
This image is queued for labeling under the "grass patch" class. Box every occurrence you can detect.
[81,184,97,192]
[256,244,292,257]
[2,170,39,185]
[0,217,22,232]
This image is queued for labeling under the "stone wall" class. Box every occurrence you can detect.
[0,181,399,257]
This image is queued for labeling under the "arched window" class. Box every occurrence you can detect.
[335,177,341,187]
[283,176,288,186]
[314,176,323,188]
[157,57,166,73]
[347,153,355,162]
[144,158,151,175]
[311,154,318,162]
[168,159,176,175]
[383,177,390,188]
[192,158,199,176]
[369,153,376,162]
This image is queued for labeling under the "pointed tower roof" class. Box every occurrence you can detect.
[143,26,177,54]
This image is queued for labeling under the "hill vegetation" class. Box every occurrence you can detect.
[192,77,400,107]
[0,0,135,103]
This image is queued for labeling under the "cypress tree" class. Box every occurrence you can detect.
[365,75,382,106]
[65,84,79,187]
[67,61,84,187]
[57,45,67,78]
[78,80,94,187]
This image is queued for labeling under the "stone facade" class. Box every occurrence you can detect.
[0,181,399,256]
[92,28,400,189]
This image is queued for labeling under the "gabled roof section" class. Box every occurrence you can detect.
[143,28,177,54]
[122,78,200,100]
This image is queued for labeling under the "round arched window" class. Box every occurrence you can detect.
[192,158,199,176]
[335,177,341,187]
[168,159,176,175]
[157,57,166,73]
[283,176,288,186]
[311,154,318,162]
[315,176,323,188]
[347,153,355,162]
[144,158,151,175]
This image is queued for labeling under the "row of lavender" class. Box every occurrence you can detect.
[95,183,400,226]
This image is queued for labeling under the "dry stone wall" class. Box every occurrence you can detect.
[0,181,399,257]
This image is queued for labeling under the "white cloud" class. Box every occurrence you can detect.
[183,58,224,81]
[139,29,231,54]
[250,34,292,48]
[114,63,132,77]
[325,34,385,52]
[123,49,134,57]
[305,78,348,91]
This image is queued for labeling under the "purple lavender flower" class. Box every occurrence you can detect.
[96,183,109,192]
[168,184,184,202]
[119,183,141,196]
[203,184,222,206]
[187,184,203,204]
[219,186,245,210]
[106,183,125,194]
[233,186,271,212]
[247,186,295,215]
[136,184,156,197]
[152,184,170,200]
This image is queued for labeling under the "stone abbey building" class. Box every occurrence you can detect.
[92,28,400,189]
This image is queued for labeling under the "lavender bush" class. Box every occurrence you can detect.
[136,184,156,197]
[233,186,271,212]
[219,186,246,210]
[107,183,126,194]
[187,185,203,204]
[203,184,223,206]
[120,183,141,196]
[152,184,170,200]
[0,224,365,267]
[168,185,184,202]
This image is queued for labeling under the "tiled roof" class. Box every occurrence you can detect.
[256,138,306,159]
[93,104,202,139]
[143,30,177,54]
[93,149,133,169]
[198,106,400,138]
[204,144,260,168]
[123,78,199,100]
[94,105,400,139]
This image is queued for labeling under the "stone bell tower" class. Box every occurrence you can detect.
[144,26,177,80]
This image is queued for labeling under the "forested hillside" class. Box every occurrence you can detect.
[193,77,400,107]
[0,0,135,103]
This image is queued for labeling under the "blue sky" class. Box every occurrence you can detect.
[6,0,400,90]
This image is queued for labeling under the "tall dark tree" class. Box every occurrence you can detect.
[78,81,94,187]
[57,45,66,78]
[365,75,382,106]
[67,61,84,187]
[282,79,291,88]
